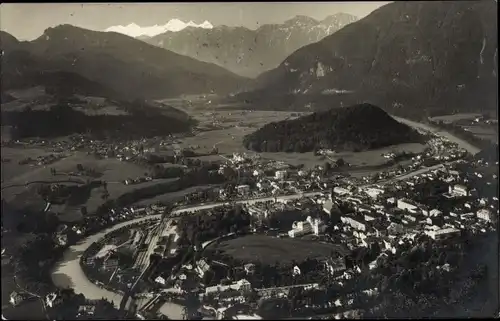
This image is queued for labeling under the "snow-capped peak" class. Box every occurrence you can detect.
[105,19,213,38]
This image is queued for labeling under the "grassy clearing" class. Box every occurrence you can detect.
[462,125,498,143]
[1,148,183,221]
[210,234,347,265]
[429,113,483,123]
[174,109,427,170]
[1,147,65,183]
[258,143,425,169]
[132,184,217,207]
[429,113,498,143]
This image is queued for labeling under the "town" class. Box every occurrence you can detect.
[3,123,497,320]
[1,2,498,319]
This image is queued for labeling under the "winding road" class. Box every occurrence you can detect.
[50,116,483,318]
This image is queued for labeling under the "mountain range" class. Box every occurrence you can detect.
[140,14,358,78]
[234,1,498,120]
[1,0,498,126]
[1,25,248,100]
[106,19,214,38]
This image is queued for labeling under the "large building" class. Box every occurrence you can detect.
[397,199,419,214]
[237,185,250,195]
[288,221,312,238]
[341,215,367,232]
[477,209,494,222]
[333,187,350,196]
[275,170,287,180]
[205,279,252,296]
[325,257,346,275]
[425,227,460,240]
[364,187,385,199]
[450,184,468,197]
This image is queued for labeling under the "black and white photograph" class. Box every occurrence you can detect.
[1,1,498,320]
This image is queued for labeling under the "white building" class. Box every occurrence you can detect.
[325,258,346,275]
[365,188,385,199]
[293,265,301,276]
[450,184,468,196]
[477,209,494,222]
[236,185,250,195]
[155,276,166,285]
[387,222,405,235]
[232,153,245,163]
[275,170,287,180]
[425,227,460,240]
[196,259,211,278]
[288,221,313,238]
[244,263,255,275]
[306,216,325,235]
[9,292,25,307]
[397,199,419,214]
[246,205,269,219]
[46,292,63,308]
[233,314,263,320]
[253,170,264,177]
[341,216,366,232]
[205,279,252,296]
[333,187,350,196]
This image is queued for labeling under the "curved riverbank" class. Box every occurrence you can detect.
[392,116,481,155]
[51,215,162,307]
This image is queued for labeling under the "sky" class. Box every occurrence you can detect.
[0,2,390,40]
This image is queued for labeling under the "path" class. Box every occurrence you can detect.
[1,179,85,191]
[50,116,481,316]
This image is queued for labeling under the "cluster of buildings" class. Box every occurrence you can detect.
[288,216,326,238]
[179,145,498,318]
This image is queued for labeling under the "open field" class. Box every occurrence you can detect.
[259,143,426,168]
[462,125,498,143]
[170,109,428,170]
[1,148,181,221]
[208,234,348,265]
[1,147,66,183]
[429,113,498,144]
[429,113,483,124]
[132,184,218,207]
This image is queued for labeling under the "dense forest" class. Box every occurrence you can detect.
[1,102,194,139]
[243,104,424,153]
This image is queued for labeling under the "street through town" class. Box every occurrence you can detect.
[50,116,481,318]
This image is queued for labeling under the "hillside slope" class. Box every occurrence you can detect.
[1,26,249,100]
[143,14,357,78]
[243,103,423,153]
[1,31,196,139]
[239,1,498,118]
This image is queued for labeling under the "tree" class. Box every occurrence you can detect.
[76,164,84,172]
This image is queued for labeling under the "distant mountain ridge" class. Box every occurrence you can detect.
[0,28,215,139]
[1,25,249,100]
[236,1,498,119]
[105,19,214,37]
[142,14,358,78]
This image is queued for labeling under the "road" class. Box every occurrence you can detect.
[51,216,162,307]
[49,157,456,307]
[50,116,479,316]
[171,191,323,215]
